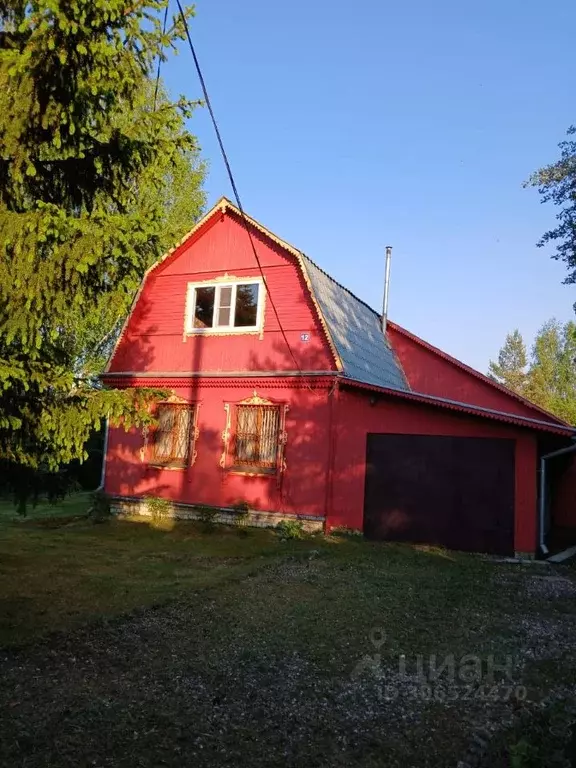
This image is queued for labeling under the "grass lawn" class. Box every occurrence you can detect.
[1,496,576,767]
[0,494,291,646]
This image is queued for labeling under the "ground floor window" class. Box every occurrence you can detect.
[152,403,196,468]
[232,404,281,473]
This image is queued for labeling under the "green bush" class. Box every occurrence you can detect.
[276,519,305,540]
[144,496,172,522]
[329,526,363,539]
[231,500,250,527]
[196,505,218,531]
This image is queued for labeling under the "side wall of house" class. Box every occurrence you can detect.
[330,387,538,554]
[550,454,576,530]
[104,378,332,518]
[388,325,558,424]
[108,212,336,375]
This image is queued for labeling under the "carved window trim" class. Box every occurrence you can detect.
[220,392,289,479]
[142,396,200,469]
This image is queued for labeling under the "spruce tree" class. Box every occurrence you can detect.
[0,1,203,479]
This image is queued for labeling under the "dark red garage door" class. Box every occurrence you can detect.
[363,434,515,555]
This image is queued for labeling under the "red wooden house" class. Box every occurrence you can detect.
[103,197,576,557]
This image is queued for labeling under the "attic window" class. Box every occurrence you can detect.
[185,280,263,333]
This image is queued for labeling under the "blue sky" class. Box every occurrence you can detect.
[163,0,576,373]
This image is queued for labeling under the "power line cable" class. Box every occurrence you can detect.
[153,1,170,111]
[173,0,331,384]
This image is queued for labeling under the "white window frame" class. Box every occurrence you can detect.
[185,278,264,334]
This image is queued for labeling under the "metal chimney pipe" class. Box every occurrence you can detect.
[382,246,392,334]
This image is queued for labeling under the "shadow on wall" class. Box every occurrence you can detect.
[108,291,158,374]
[107,310,209,503]
[106,318,363,522]
[246,341,369,530]
[105,292,170,499]
[242,340,340,517]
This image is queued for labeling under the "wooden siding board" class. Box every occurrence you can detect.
[111,331,331,373]
[158,215,293,275]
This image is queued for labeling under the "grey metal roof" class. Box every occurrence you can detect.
[299,254,409,391]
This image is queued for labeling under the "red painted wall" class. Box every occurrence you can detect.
[329,386,538,554]
[388,324,561,424]
[104,379,333,517]
[108,212,335,375]
[550,455,576,529]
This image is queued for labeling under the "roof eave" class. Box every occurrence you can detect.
[341,377,576,436]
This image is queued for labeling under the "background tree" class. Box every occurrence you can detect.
[488,329,528,394]
[489,321,576,424]
[526,320,576,425]
[525,126,576,289]
[0,1,205,494]
[67,80,206,386]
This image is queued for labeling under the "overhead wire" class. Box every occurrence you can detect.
[153,1,170,112]
[173,0,337,396]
